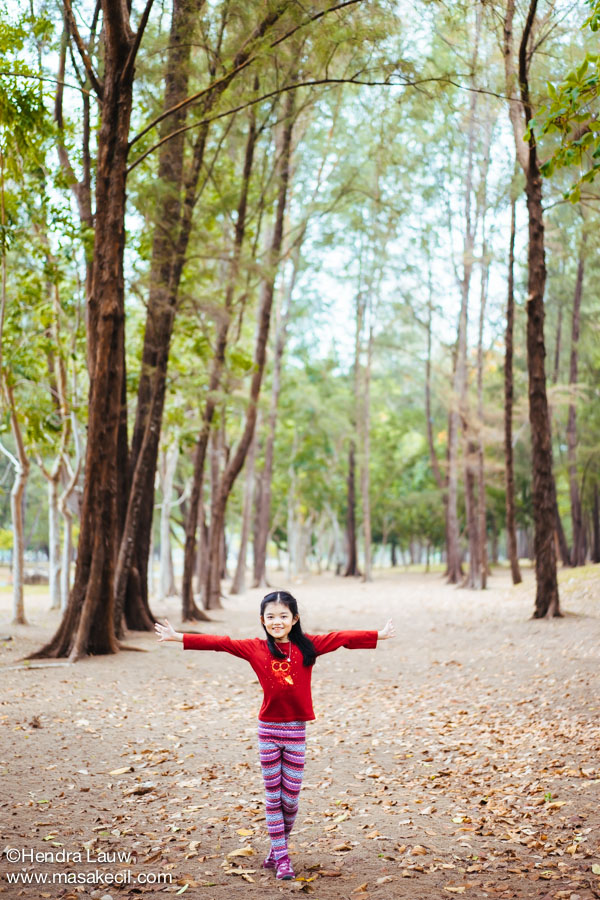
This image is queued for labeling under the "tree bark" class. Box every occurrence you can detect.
[566,233,586,565]
[59,411,82,613]
[547,286,573,567]
[0,385,30,625]
[253,271,294,588]
[158,441,179,599]
[202,90,296,609]
[504,194,522,584]
[116,0,204,632]
[504,0,560,616]
[360,325,373,582]
[231,424,258,594]
[47,478,62,610]
[448,29,481,585]
[344,440,359,576]
[31,0,148,659]
[475,114,493,588]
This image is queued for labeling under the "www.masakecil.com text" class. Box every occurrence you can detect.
[2,846,172,888]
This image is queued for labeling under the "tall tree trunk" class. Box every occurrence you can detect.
[344,441,359,576]
[567,233,586,565]
[180,101,258,618]
[475,114,493,588]
[231,425,258,594]
[0,385,30,625]
[158,441,179,599]
[504,0,560,616]
[120,6,289,630]
[253,266,295,588]
[360,326,373,582]
[203,91,295,609]
[504,194,522,584]
[548,286,572,567]
[425,272,446,495]
[47,477,62,609]
[32,0,149,659]
[59,412,82,612]
[116,0,205,632]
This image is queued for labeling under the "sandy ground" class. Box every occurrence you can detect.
[1,565,599,900]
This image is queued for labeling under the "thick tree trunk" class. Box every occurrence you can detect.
[117,0,204,632]
[525,162,560,615]
[31,1,143,659]
[567,235,586,565]
[344,441,359,576]
[504,195,522,584]
[203,91,295,609]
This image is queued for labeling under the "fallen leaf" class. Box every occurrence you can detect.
[109,766,134,775]
[226,846,254,858]
[123,782,155,796]
[444,888,467,894]
[332,842,352,851]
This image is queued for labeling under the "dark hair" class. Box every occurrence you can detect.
[260,591,316,667]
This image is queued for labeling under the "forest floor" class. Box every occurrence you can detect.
[1,565,599,900]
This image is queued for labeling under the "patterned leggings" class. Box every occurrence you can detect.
[258,720,306,861]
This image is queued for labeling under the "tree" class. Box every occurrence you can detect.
[504,191,522,585]
[503,0,560,617]
[32,0,155,660]
[566,228,586,565]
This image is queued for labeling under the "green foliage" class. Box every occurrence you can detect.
[533,0,600,199]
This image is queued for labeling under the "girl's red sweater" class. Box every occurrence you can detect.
[182,630,378,722]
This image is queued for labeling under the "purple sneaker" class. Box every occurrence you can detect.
[276,856,295,880]
[262,848,276,870]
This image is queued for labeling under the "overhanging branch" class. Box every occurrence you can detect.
[127,72,506,175]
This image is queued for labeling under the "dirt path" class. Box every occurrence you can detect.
[1,567,599,900]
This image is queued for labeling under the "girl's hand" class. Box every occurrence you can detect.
[377,619,396,641]
[155,618,183,643]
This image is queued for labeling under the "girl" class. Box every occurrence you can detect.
[155,590,395,881]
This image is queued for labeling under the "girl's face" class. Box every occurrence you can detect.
[261,601,298,643]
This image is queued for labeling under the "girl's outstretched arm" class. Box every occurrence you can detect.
[377,619,396,641]
[155,619,183,643]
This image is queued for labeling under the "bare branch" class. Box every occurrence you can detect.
[62,0,104,99]
[270,0,365,48]
[127,72,503,175]
[120,0,158,84]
